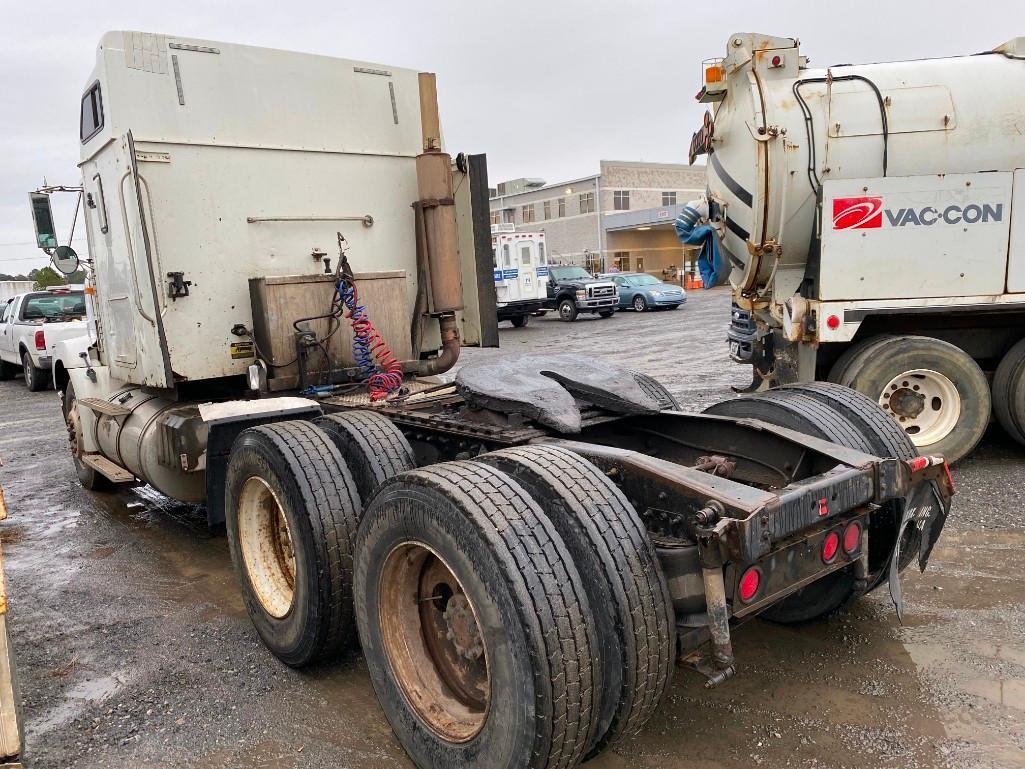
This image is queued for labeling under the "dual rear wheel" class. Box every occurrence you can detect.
[224,414,676,769]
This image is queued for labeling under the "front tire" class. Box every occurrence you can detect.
[22,352,46,392]
[0,360,15,381]
[64,382,112,491]
[225,421,361,667]
[598,310,614,318]
[356,462,600,769]
[632,295,647,312]
[558,299,578,322]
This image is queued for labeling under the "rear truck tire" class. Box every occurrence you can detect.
[21,351,46,392]
[475,446,675,757]
[630,370,682,410]
[843,335,989,463]
[355,462,600,769]
[510,314,529,328]
[0,359,15,381]
[598,310,614,318]
[313,410,415,505]
[826,335,893,385]
[64,382,112,492]
[762,382,924,591]
[704,391,873,623]
[558,298,578,322]
[993,337,1025,447]
[632,295,647,312]
[225,420,361,667]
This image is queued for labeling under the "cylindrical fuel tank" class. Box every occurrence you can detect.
[705,33,1025,292]
[93,387,206,503]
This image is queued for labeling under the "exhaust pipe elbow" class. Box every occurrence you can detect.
[416,314,460,377]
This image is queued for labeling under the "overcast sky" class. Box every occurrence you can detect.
[2,0,1023,274]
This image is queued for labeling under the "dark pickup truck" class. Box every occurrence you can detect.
[546,265,619,321]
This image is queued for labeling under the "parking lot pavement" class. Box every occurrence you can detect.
[0,286,1023,768]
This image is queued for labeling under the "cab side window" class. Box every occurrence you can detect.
[0,300,13,323]
[80,82,104,143]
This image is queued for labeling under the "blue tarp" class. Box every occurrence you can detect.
[674,214,726,289]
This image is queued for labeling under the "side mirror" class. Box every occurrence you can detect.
[29,192,58,249]
[52,245,80,276]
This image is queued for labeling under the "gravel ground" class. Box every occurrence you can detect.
[0,286,1023,768]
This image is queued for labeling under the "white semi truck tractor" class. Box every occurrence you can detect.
[683,33,1025,462]
[30,32,953,769]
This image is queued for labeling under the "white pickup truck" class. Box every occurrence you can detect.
[0,288,89,391]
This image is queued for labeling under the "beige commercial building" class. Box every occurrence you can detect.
[489,160,705,278]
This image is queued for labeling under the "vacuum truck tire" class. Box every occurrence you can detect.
[993,338,1025,447]
[703,392,872,623]
[842,336,989,463]
[827,335,893,385]
[63,382,112,492]
[510,314,529,328]
[314,410,415,506]
[475,445,675,757]
[355,462,599,769]
[225,420,361,667]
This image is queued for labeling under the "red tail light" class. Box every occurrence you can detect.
[34,330,45,351]
[842,521,861,554]
[822,531,840,563]
[738,567,761,603]
[908,456,929,473]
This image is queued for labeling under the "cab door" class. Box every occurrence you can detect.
[0,299,16,362]
[87,132,172,387]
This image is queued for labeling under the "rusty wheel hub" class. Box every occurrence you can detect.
[378,542,490,743]
[237,476,296,619]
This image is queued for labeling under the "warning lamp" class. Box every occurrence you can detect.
[705,64,724,83]
[769,54,786,68]
[34,330,46,351]
[738,567,761,603]
[842,521,862,555]
[826,314,841,330]
[822,531,840,563]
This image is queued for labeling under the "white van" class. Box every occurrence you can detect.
[492,229,549,327]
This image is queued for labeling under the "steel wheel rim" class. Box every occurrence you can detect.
[378,542,491,743]
[878,368,961,446]
[560,302,573,319]
[633,296,645,311]
[237,476,296,619]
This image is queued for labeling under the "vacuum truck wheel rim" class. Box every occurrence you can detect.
[378,540,490,743]
[878,368,960,446]
[237,475,297,619]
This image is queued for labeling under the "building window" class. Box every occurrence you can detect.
[521,204,535,224]
[490,211,501,226]
[635,257,645,272]
[662,191,677,206]
[543,200,551,220]
[80,81,104,143]
[502,209,514,224]
[557,198,566,217]
[613,190,630,211]
[579,192,595,214]
[614,251,631,271]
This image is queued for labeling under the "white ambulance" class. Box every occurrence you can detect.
[492,227,550,327]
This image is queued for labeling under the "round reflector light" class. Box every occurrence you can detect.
[843,521,861,554]
[822,531,840,563]
[738,567,761,602]
[826,314,841,330]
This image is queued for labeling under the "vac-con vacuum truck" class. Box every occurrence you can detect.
[683,33,1025,463]
[29,32,951,769]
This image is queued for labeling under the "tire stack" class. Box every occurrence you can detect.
[222,412,677,769]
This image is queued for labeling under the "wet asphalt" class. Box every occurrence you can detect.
[0,286,1023,768]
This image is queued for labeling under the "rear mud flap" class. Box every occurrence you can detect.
[888,481,950,623]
